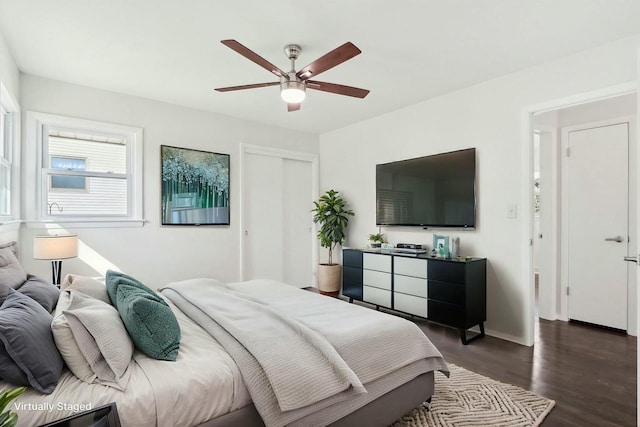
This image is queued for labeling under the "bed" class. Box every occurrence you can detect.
[1,273,448,427]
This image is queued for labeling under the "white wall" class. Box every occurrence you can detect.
[319,35,640,344]
[19,74,319,287]
[0,29,20,245]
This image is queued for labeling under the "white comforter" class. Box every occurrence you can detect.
[2,299,250,427]
[162,278,448,427]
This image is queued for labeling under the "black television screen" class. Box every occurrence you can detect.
[376,148,476,228]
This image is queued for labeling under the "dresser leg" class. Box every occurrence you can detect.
[349,297,353,303]
[459,323,485,345]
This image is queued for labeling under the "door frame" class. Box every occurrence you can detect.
[520,81,637,346]
[239,143,319,284]
[560,117,634,324]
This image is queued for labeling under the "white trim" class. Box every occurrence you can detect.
[521,81,638,347]
[24,219,146,229]
[0,82,20,222]
[239,143,319,285]
[26,111,144,225]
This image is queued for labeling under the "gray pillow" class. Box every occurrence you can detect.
[0,289,63,394]
[61,274,110,304]
[0,241,18,256]
[0,247,27,306]
[17,274,60,313]
[52,291,133,390]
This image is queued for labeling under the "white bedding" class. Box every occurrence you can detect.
[162,279,448,427]
[1,299,251,427]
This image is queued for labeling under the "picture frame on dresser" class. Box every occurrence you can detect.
[432,234,450,258]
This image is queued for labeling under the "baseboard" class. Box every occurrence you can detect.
[482,327,530,346]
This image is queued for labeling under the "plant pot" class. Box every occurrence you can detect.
[370,242,381,248]
[317,264,342,296]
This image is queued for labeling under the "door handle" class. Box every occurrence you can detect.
[624,256,638,263]
[605,236,624,243]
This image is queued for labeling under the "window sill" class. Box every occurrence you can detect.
[25,219,147,229]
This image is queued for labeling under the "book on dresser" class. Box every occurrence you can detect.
[341,248,487,345]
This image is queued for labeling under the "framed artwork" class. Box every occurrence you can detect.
[433,234,450,258]
[161,145,230,225]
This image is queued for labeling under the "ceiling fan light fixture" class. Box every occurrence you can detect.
[280,80,306,103]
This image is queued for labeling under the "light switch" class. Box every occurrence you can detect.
[507,204,517,219]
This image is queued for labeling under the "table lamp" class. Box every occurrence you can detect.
[33,235,78,286]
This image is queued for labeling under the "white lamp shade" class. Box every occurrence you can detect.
[33,235,78,260]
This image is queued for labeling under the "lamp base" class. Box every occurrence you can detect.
[51,260,63,287]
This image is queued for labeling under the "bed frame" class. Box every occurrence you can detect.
[200,371,434,427]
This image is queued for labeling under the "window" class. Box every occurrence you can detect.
[0,83,18,220]
[50,156,87,191]
[27,112,143,225]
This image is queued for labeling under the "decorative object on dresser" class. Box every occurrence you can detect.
[342,248,486,344]
[432,234,450,258]
[33,235,78,286]
[368,232,386,248]
[311,189,354,296]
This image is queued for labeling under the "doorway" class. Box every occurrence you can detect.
[528,89,638,343]
[240,144,319,288]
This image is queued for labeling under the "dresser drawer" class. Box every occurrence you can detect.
[342,281,363,301]
[394,257,428,278]
[343,249,363,269]
[428,260,465,284]
[343,266,363,285]
[428,300,465,328]
[394,293,428,318]
[394,274,427,298]
[428,280,465,305]
[363,285,391,307]
[363,269,391,290]
[363,253,392,273]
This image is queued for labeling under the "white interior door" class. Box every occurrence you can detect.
[243,150,314,287]
[282,159,312,286]
[567,122,629,330]
[244,153,284,281]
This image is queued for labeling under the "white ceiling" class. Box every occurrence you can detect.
[1,1,639,135]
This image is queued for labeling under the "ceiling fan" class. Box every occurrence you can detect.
[215,40,370,112]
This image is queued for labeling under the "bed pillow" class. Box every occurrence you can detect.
[0,289,63,394]
[16,274,60,312]
[106,270,180,361]
[0,247,28,306]
[52,291,133,390]
[61,274,110,304]
[0,241,18,256]
[51,292,95,382]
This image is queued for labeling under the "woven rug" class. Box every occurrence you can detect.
[391,364,556,427]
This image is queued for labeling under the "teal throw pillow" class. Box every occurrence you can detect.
[105,270,180,361]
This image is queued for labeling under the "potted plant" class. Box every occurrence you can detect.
[311,189,354,296]
[368,233,386,248]
[0,387,26,427]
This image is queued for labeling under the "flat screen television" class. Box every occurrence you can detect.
[376,148,476,228]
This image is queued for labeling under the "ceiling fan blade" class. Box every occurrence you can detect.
[296,42,361,80]
[287,103,301,112]
[306,80,370,98]
[215,82,280,92]
[221,40,288,79]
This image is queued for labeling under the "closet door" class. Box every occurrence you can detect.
[243,151,313,287]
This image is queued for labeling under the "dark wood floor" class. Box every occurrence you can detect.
[403,312,636,426]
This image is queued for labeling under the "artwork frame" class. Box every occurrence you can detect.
[432,234,450,258]
[161,145,230,225]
